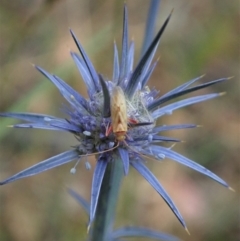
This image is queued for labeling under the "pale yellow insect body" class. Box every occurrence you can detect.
[110,86,128,141]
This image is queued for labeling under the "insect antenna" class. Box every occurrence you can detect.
[78,142,120,158]
[122,140,161,162]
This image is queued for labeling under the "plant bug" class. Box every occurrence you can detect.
[77,85,153,158]
[110,86,128,142]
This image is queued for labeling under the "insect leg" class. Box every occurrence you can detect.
[105,122,113,136]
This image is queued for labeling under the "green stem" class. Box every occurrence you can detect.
[89,157,124,241]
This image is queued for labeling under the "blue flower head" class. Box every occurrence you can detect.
[0,5,232,233]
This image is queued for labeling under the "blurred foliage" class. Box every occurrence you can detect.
[0,0,239,241]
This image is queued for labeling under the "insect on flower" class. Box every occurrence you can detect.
[0,5,233,235]
[73,85,131,157]
[110,86,128,142]
[106,85,153,152]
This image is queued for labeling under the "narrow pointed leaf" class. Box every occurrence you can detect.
[117,148,129,175]
[161,75,205,99]
[152,124,197,133]
[71,52,95,95]
[134,135,180,143]
[113,42,120,83]
[152,93,222,119]
[53,75,88,109]
[119,4,129,83]
[147,145,230,188]
[1,113,81,132]
[12,123,74,132]
[149,77,228,110]
[49,121,81,133]
[99,75,111,117]
[151,135,180,142]
[131,160,187,229]
[141,60,158,88]
[0,150,79,185]
[67,188,90,215]
[0,112,63,123]
[127,40,135,74]
[141,0,161,57]
[128,121,154,128]
[126,12,172,99]
[111,226,180,241]
[89,158,108,225]
[139,45,159,89]
[35,66,89,114]
[70,29,100,92]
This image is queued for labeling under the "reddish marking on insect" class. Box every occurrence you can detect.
[128,118,138,124]
[105,122,112,137]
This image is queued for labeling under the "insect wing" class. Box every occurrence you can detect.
[110,86,128,133]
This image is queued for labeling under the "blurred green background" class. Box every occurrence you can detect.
[0,0,239,240]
